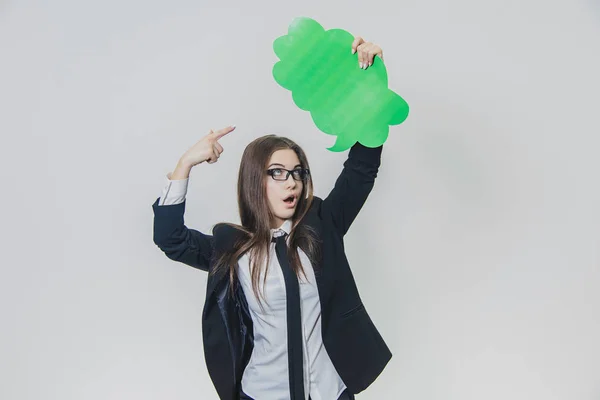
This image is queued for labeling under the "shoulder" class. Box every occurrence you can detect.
[211,222,249,253]
[212,222,239,236]
[307,195,323,216]
[301,195,326,226]
[311,196,323,206]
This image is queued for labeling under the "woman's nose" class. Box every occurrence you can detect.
[284,174,296,188]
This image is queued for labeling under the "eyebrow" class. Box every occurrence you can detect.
[268,163,302,168]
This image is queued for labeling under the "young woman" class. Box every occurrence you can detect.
[152,37,392,400]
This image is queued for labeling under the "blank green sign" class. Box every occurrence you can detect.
[273,17,409,152]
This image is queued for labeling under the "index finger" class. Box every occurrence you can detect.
[212,125,236,139]
[351,36,364,54]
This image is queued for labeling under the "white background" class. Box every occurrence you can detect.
[1,0,599,399]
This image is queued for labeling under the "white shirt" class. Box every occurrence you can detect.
[159,174,347,400]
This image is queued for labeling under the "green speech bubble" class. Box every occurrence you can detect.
[273,17,409,152]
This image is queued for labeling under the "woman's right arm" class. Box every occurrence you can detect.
[152,126,235,272]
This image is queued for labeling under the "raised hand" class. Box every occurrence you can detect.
[351,36,384,69]
[181,125,236,167]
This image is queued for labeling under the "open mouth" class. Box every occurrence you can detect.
[283,195,297,208]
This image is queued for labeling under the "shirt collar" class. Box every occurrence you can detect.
[271,219,292,238]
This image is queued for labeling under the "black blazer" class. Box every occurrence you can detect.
[152,142,392,400]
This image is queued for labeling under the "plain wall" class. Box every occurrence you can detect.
[1,0,599,399]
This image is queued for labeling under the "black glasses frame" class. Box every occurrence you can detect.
[266,168,310,181]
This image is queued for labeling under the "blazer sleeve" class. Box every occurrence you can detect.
[152,197,214,272]
[321,142,383,237]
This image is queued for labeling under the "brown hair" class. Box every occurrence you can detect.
[209,134,322,311]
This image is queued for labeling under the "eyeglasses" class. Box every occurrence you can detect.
[266,168,310,181]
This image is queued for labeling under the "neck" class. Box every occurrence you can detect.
[271,217,286,230]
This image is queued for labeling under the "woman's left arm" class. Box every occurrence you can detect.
[321,142,382,237]
[321,37,385,237]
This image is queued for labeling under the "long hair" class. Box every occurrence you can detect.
[209,135,322,311]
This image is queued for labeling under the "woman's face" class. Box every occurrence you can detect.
[265,149,304,229]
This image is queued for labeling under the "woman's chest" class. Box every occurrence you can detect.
[237,248,321,317]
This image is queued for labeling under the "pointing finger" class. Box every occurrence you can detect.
[212,125,236,139]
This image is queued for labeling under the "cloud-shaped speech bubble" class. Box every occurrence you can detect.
[273,17,409,152]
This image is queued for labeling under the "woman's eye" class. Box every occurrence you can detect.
[272,168,283,176]
[292,169,305,179]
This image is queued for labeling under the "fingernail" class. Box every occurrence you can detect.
[352,49,355,54]
[360,63,363,69]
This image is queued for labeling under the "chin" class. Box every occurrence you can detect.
[281,211,296,220]
[276,209,296,220]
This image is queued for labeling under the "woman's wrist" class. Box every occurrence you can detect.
[170,158,194,180]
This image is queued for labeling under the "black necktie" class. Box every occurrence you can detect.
[272,232,305,400]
